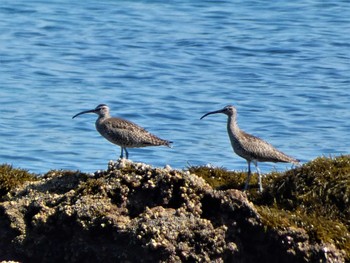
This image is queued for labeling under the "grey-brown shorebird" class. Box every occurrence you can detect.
[72,104,172,159]
[200,105,299,192]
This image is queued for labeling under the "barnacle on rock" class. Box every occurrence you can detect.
[191,155,350,261]
[0,156,348,262]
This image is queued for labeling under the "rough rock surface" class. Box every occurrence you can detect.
[0,160,345,262]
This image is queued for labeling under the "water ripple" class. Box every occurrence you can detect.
[0,0,349,174]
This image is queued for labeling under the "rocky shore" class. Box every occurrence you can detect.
[0,156,349,262]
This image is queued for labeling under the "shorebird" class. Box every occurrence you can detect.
[72,104,172,159]
[200,105,299,192]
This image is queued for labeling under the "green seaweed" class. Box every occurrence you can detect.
[1,156,349,259]
[190,156,350,260]
[0,164,38,199]
[187,165,248,190]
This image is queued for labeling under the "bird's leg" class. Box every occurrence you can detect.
[244,161,252,191]
[124,148,129,159]
[253,160,263,193]
[119,147,124,159]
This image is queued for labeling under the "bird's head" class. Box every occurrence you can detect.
[72,104,110,119]
[200,105,237,119]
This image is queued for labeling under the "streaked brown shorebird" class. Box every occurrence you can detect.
[72,104,172,159]
[200,105,299,192]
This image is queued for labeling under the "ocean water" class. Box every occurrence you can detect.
[1,0,349,175]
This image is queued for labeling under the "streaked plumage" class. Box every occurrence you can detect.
[73,104,172,159]
[201,105,299,192]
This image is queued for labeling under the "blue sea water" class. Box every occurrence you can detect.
[1,0,349,175]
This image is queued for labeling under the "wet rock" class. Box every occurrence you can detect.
[0,159,346,262]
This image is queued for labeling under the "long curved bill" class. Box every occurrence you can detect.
[200,108,225,120]
[72,109,96,119]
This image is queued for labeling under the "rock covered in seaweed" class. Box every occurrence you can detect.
[0,159,347,262]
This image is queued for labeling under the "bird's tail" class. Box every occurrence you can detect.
[165,140,173,148]
[291,158,301,166]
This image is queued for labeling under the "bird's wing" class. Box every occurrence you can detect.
[97,117,146,143]
[100,117,167,147]
[240,131,294,163]
[105,117,148,132]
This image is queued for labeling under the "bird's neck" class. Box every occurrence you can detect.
[96,114,109,125]
[227,115,240,140]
